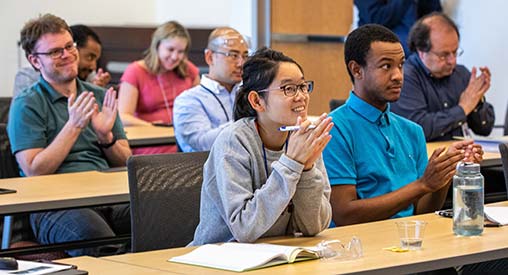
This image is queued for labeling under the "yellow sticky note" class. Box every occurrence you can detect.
[383,246,409,253]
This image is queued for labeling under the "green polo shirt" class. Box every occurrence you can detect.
[7,76,126,175]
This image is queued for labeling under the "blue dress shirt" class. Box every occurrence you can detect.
[323,92,428,218]
[391,53,495,141]
[173,75,239,152]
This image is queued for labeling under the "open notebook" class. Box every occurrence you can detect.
[169,243,319,272]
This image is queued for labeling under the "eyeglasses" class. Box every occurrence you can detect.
[32,42,77,59]
[258,81,314,97]
[213,50,249,62]
[429,48,464,61]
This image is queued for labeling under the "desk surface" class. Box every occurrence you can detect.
[100,201,508,275]
[0,171,128,215]
[426,141,501,167]
[125,125,175,147]
[57,256,173,274]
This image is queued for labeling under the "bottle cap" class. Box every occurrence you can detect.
[456,162,480,174]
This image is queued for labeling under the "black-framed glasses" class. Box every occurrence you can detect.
[258,80,314,97]
[429,48,464,61]
[32,42,77,59]
[212,50,249,62]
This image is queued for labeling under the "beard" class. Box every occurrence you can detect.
[40,62,78,84]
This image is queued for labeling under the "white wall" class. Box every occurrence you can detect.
[448,0,508,126]
[2,1,507,126]
[0,0,254,98]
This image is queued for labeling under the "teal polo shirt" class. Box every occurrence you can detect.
[323,91,428,218]
[7,76,127,175]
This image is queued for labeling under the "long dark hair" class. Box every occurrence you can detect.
[233,47,302,120]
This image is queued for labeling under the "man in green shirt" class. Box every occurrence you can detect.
[7,14,131,256]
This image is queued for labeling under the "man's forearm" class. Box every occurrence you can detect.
[415,183,450,214]
[101,139,132,167]
[19,123,81,176]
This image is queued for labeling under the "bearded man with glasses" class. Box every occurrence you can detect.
[174,27,249,152]
[7,14,131,257]
[391,12,494,142]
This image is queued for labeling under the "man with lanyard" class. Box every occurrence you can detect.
[174,27,249,152]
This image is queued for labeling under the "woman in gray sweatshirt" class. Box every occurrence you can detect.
[190,47,333,246]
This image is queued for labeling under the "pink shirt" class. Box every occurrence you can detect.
[121,60,199,154]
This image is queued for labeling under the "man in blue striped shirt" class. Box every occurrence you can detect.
[174,27,249,152]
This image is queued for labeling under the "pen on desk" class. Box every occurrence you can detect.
[485,223,503,227]
[278,125,316,132]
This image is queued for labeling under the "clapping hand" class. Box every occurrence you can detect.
[449,140,483,163]
[91,87,118,143]
[67,91,95,129]
[91,68,111,88]
[459,66,491,115]
[286,113,333,170]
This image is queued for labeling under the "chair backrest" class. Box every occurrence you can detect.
[0,123,19,179]
[329,99,345,112]
[0,98,12,124]
[127,151,209,252]
[498,143,508,196]
[504,107,508,136]
[0,123,36,243]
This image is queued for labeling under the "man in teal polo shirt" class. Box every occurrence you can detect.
[322,24,508,274]
[323,24,484,226]
[7,14,132,256]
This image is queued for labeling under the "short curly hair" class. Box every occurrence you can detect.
[19,14,71,59]
[344,24,400,83]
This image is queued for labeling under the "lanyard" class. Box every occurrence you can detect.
[261,138,293,213]
[200,84,230,122]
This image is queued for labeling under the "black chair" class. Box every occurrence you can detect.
[0,98,12,125]
[0,124,37,248]
[329,99,345,112]
[498,143,508,196]
[127,151,209,252]
[0,123,18,179]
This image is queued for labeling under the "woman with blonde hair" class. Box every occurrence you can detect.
[119,21,200,154]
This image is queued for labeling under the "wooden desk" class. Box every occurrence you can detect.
[57,256,174,274]
[426,141,501,167]
[124,126,175,148]
[0,171,129,249]
[0,171,128,215]
[103,201,508,274]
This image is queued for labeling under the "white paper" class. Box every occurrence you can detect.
[0,260,72,275]
[485,206,508,225]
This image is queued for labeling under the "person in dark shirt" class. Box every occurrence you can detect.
[355,0,441,54]
[391,12,495,141]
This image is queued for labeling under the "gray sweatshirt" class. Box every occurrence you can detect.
[190,117,332,246]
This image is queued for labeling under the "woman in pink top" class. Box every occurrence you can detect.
[119,21,200,154]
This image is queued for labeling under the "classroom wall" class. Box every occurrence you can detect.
[448,0,508,126]
[1,0,507,127]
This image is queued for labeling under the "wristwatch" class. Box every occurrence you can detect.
[98,136,117,149]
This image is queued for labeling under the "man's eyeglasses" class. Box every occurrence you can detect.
[429,48,464,61]
[213,50,249,62]
[258,81,314,97]
[32,42,77,59]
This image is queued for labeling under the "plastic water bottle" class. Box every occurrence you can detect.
[453,162,484,236]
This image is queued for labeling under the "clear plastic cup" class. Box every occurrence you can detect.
[395,220,427,250]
